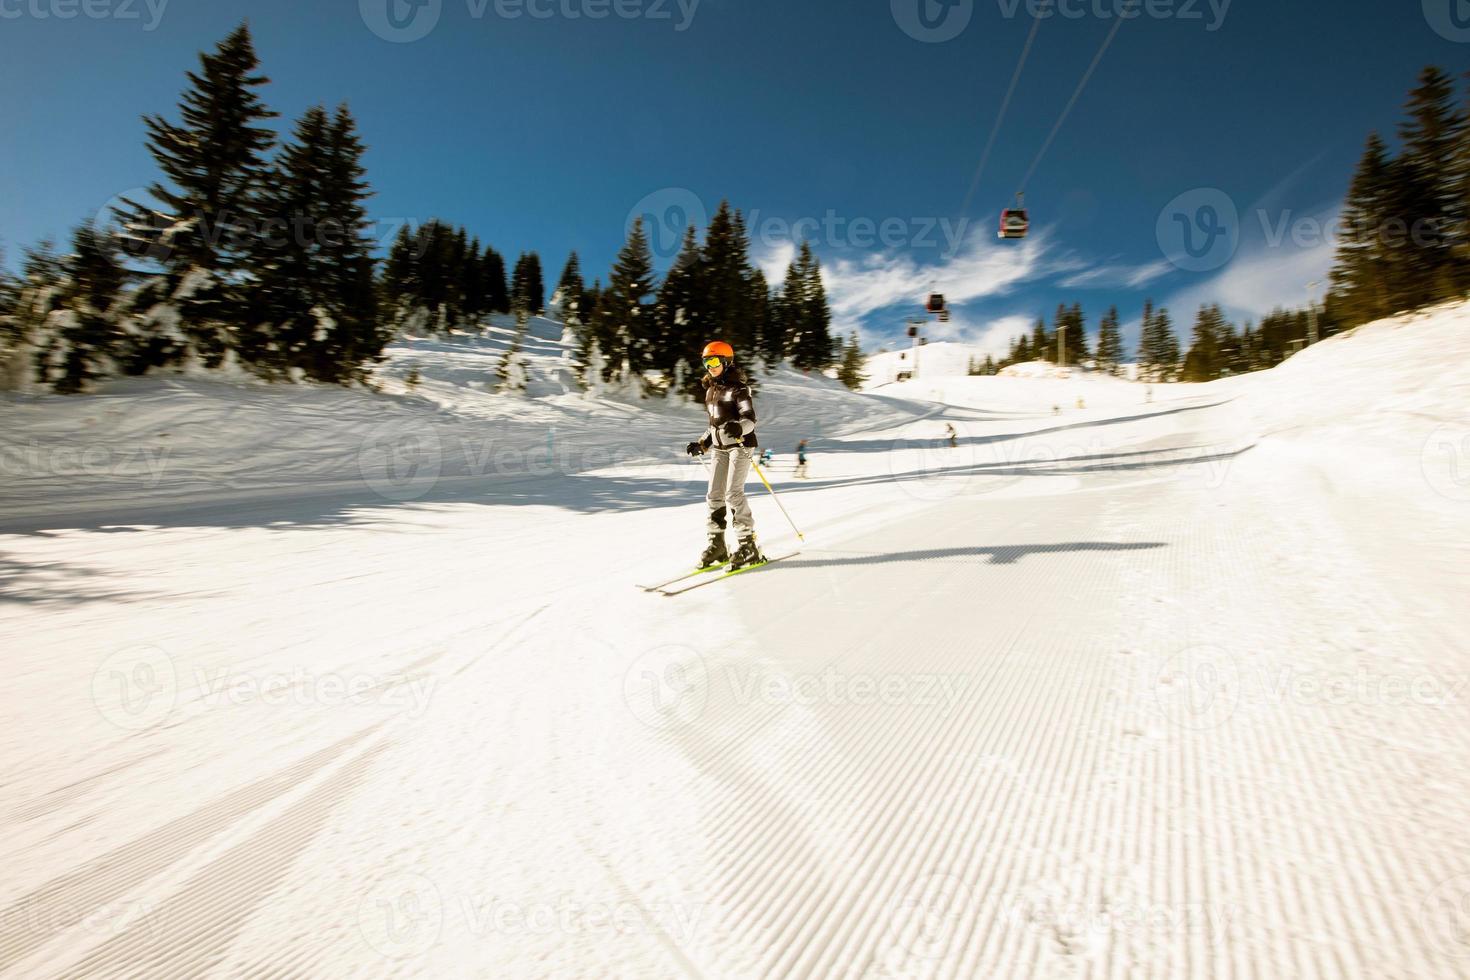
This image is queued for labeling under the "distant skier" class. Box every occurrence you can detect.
[685,341,766,570]
[761,448,774,467]
[943,423,957,449]
[794,439,810,479]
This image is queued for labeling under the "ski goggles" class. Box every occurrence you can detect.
[703,356,724,369]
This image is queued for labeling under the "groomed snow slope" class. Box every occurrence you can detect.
[1,302,1467,978]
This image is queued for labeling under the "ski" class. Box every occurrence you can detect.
[637,561,735,593]
[655,553,800,596]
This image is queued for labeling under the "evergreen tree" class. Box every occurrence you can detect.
[1139,299,1184,381]
[747,268,773,375]
[315,104,382,377]
[119,23,278,368]
[790,242,834,373]
[382,225,418,315]
[1156,307,1180,377]
[654,227,704,390]
[510,251,545,315]
[1397,67,1466,303]
[553,251,585,322]
[0,241,64,389]
[1180,304,1229,382]
[251,104,380,381]
[1031,317,1051,363]
[482,246,509,314]
[42,225,130,393]
[497,312,530,393]
[773,251,806,363]
[697,202,759,362]
[835,331,867,389]
[463,235,487,324]
[1095,305,1125,375]
[577,277,611,386]
[0,250,16,323]
[1067,303,1091,364]
[601,219,657,386]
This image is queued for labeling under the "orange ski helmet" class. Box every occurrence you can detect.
[702,341,735,360]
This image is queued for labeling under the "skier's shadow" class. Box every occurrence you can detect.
[773,541,1166,569]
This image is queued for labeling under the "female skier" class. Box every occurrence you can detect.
[685,341,767,570]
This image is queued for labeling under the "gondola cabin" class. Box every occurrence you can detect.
[926,293,947,314]
[998,208,1030,240]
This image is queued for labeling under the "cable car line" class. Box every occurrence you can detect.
[1017,12,1129,192]
[956,10,1045,225]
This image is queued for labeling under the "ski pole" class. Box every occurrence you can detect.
[750,461,806,542]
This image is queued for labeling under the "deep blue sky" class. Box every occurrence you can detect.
[2,0,1464,354]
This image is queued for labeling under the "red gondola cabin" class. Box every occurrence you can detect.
[999,208,1030,240]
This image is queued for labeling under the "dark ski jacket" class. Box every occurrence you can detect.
[699,369,759,450]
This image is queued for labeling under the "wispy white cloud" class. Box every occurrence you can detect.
[746,230,1054,346]
[1058,259,1174,290]
[1161,205,1341,325]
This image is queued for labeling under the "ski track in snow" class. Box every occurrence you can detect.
[2,306,1469,977]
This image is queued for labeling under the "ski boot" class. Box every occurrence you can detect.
[729,535,767,570]
[698,535,729,569]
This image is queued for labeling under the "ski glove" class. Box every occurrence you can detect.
[686,441,706,457]
[721,421,743,440]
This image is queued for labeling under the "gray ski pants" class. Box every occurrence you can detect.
[706,447,755,538]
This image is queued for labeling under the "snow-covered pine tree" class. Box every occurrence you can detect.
[497,312,530,393]
[583,335,607,397]
[665,357,689,404]
[119,23,278,369]
[43,225,130,393]
[251,104,380,382]
[314,104,382,378]
[0,242,64,390]
[554,251,585,327]
[574,278,610,387]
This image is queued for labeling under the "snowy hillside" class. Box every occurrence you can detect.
[863,340,989,387]
[2,302,1469,977]
[0,318,928,526]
